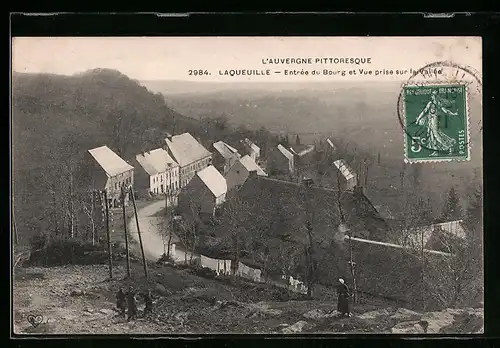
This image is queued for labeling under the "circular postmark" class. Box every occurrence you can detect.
[397,61,482,162]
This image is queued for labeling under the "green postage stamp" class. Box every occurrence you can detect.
[402,83,470,163]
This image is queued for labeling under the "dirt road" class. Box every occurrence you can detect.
[128,200,189,263]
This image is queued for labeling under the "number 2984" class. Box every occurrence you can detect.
[188,70,210,76]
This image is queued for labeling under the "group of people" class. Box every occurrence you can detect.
[115,278,352,321]
[116,287,154,321]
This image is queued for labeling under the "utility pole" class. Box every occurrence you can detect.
[348,233,358,304]
[130,186,148,278]
[52,190,59,236]
[91,190,96,245]
[121,186,131,278]
[12,203,18,246]
[103,190,113,279]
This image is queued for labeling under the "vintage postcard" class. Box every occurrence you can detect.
[11,37,483,335]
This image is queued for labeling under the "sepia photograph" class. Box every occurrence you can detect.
[11,37,483,335]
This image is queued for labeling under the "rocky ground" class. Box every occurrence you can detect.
[13,262,484,335]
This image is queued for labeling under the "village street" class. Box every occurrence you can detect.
[128,200,187,263]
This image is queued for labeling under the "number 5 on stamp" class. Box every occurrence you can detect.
[402,83,470,163]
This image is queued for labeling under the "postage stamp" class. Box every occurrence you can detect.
[402,82,470,163]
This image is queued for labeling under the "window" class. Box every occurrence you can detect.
[161,175,163,182]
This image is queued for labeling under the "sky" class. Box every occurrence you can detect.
[12,37,482,83]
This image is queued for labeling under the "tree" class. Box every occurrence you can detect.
[177,196,201,264]
[295,134,301,145]
[442,186,463,221]
[216,195,251,278]
[465,184,482,242]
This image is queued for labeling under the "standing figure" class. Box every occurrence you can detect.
[143,289,154,317]
[116,288,126,317]
[127,287,138,321]
[336,277,352,318]
[415,90,459,155]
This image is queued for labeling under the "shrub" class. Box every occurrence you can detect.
[27,236,117,266]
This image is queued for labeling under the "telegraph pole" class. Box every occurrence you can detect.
[103,190,113,279]
[121,186,131,278]
[130,186,148,278]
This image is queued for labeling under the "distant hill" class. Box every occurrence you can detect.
[145,80,482,167]
[13,69,201,172]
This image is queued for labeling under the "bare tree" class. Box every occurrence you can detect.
[177,196,201,265]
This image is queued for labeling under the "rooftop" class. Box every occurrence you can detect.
[277,144,294,160]
[239,155,267,176]
[290,144,315,157]
[165,133,211,167]
[223,175,390,243]
[244,138,260,152]
[197,165,228,198]
[334,159,356,181]
[135,148,179,176]
[213,141,241,160]
[88,146,133,177]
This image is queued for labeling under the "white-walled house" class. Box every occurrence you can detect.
[268,144,295,175]
[241,138,261,162]
[178,165,227,217]
[213,140,241,175]
[333,159,358,191]
[134,148,180,197]
[225,155,267,192]
[86,145,134,207]
[164,133,212,188]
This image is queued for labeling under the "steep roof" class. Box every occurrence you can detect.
[197,165,227,198]
[135,148,178,176]
[277,144,294,160]
[326,138,336,150]
[244,138,260,152]
[88,146,133,177]
[290,144,315,157]
[165,133,211,167]
[402,220,466,251]
[213,141,241,160]
[239,155,267,176]
[226,175,390,243]
[333,159,356,181]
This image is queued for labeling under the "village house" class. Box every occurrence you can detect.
[268,144,295,175]
[326,138,337,152]
[178,165,227,218]
[164,132,212,188]
[212,140,241,175]
[333,159,358,191]
[225,154,267,192]
[240,138,261,163]
[398,219,467,253]
[133,148,180,200]
[289,144,315,158]
[86,145,134,207]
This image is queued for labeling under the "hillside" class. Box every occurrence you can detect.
[11,70,202,242]
[13,263,483,334]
